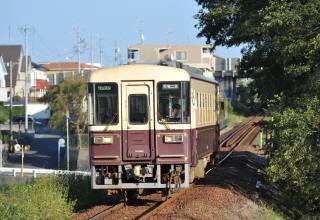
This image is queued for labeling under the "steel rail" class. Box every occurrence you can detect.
[220,117,254,147]
[136,188,191,220]
[206,116,263,175]
[87,203,124,220]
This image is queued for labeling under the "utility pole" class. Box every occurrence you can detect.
[76,26,82,77]
[7,61,19,151]
[66,109,70,170]
[90,34,94,79]
[8,61,13,149]
[23,25,31,132]
[99,36,103,66]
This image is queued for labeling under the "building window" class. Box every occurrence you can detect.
[202,47,210,54]
[128,49,140,60]
[176,51,187,61]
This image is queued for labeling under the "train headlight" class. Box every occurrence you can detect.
[164,134,184,143]
[93,136,113,144]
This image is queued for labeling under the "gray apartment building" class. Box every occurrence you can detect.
[128,44,240,100]
[128,44,221,78]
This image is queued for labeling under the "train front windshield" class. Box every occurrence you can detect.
[157,82,190,124]
[88,83,119,125]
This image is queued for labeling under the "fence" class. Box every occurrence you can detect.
[69,133,89,148]
[0,167,90,178]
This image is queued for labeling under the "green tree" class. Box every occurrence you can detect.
[195,0,320,216]
[42,79,87,136]
[195,0,320,104]
[267,97,320,214]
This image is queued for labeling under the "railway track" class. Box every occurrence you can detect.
[205,116,263,174]
[88,203,124,220]
[86,116,264,220]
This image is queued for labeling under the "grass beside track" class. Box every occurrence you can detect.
[227,101,248,127]
[0,175,106,220]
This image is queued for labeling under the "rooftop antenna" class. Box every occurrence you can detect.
[186,34,191,44]
[75,26,85,77]
[8,25,11,43]
[98,35,103,66]
[166,31,174,45]
[140,32,145,44]
[138,20,144,44]
[114,41,120,65]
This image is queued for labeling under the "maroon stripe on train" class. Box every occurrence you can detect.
[122,130,155,161]
[90,125,219,166]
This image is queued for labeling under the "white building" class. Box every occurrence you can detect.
[0,56,8,102]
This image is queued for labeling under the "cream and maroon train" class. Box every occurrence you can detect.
[88,64,220,190]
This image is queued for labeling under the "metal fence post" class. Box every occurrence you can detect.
[21,145,24,177]
[0,140,3,168]
[259,129,263,150]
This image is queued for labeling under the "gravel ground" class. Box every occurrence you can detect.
[71,144,279,220]
[149,144,271,220]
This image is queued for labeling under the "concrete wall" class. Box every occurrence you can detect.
[0,87,8,102]
[61,148,89,171]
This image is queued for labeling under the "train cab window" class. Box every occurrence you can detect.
[129,94,148,124]
[221,101,225,110]
[95,83,118,125]
[158,82,190,124]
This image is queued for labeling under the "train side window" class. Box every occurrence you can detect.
[157,81,190,124]
[129,94,148,124]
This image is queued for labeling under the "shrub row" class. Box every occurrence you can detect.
[0,175,106,220]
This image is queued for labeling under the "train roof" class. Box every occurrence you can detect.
[89,64,219,84]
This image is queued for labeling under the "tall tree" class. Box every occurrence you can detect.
[195,0,320,216]
[195,0,320,104]
[42,79,87,135]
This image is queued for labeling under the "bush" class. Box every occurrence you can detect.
[0,176,74,220]
[0,131,10,144]
[0,175,107,219]
[267,97,320,216]
[12,95,22,101]
[226,100,247,127]
[57,175,106,211]
[0,105,25,124]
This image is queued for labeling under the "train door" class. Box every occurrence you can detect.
[121,81,155,161]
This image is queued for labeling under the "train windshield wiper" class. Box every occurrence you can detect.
[105,113,118,130]
[158,116,171,130]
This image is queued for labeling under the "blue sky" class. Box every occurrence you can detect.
[0,0,242,66]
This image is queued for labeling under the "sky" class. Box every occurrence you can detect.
[0,0,242,66]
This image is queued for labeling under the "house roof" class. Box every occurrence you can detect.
[0,45,22,64]
[0,45,23,88]
[41,62,100,71]
[36,79,49,90]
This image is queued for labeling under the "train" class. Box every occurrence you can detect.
[88,64,221,192]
